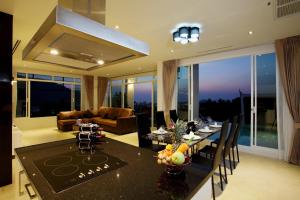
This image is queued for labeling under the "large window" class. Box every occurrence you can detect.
[30,82,71,117]
[75,84,81,111]
[177,51,278,151]
[16,81,27,117]
[133,82,152,117]
[255,53,278,149]
[198,56,252,146]
[108,75,157,126]
[111,80,122,107]
[177,66,189,121]
[15,73,81,118]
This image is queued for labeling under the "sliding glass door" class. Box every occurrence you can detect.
[110,76,156,127]
[197,56,252,146]
[178,51,279,154]
[253,53,278,149]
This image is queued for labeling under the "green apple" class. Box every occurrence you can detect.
[171,152,185,165]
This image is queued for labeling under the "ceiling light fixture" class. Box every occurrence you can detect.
[97,60,105,65]
[114,25,119,29]
[248,31,253,35]
[173,26,200,44]
[50,49,59,55]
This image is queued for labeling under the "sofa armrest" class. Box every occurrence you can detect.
[116,116,137,130]
[57,114,61,130]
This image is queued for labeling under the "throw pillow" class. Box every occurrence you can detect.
[107,109,119,120]
[98,108,108,118]
[82,110,94,118]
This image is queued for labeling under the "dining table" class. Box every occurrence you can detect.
[147,125,222,154]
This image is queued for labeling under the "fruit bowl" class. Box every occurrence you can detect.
[156,143,191,176]
[165,156,191,175]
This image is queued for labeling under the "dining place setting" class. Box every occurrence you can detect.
[147,118,223,152]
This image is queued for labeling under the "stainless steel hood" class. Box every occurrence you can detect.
[22,5,149,71]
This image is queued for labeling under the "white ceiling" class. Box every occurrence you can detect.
[1,0,300,77]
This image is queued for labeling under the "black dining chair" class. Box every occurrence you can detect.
[169,109,178,123]
[199,116,238,181]
[156,111,166,129]
[136,113,165,152]
[211,114,243,169]
[230,114,243,168]
[191,120,229,200]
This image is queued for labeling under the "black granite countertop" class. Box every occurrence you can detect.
[15,138,211,200]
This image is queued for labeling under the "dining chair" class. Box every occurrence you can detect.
[198,116,238,182]
[136,113,165,152]
[156,111,167,129]
[191,120,229,200]
[221,116,238,176]
[231,114,243,168]
[211,114,243,169]
[169,109,178,123]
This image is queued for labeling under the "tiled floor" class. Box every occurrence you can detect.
[1,127,300,200]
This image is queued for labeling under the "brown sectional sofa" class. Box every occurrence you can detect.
[57,107,137,135]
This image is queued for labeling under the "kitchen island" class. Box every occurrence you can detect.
[15,138,212,200]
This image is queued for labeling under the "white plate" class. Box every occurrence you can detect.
[209,124,222,128]
[198,129,213,133]
[182,135,201,140]
[152,130,168,134]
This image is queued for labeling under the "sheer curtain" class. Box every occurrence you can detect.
[83,75,94,110]
[162,59,179,125]
[279,85,294,161]
[97,77,108,108]
[275,35,300,165]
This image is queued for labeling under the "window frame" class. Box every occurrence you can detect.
[108,74,157,127]
[176,44,281,158]
[14,72,82,118]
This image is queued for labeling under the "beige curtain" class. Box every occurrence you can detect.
[84,75,94,110]
[97,77,108,108]
[275,35,300,165]
[163,59,179,125]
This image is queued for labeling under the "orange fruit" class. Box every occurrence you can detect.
[163,150,172,157]
[177,143,189,153]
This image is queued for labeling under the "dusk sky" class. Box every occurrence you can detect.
[177,56,252,102]
[134,82,152,103]
[198,56,251,100]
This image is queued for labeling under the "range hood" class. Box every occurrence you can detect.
[22,5,149,71]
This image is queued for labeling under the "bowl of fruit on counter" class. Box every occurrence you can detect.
[156,143,191,175]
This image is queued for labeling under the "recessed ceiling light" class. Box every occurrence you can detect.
[114,25,119,29]
[248,31,253,35]
[170,49,174,53]
[97,60,105,65]
[50,49,59,55]
[106,73,110,76]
